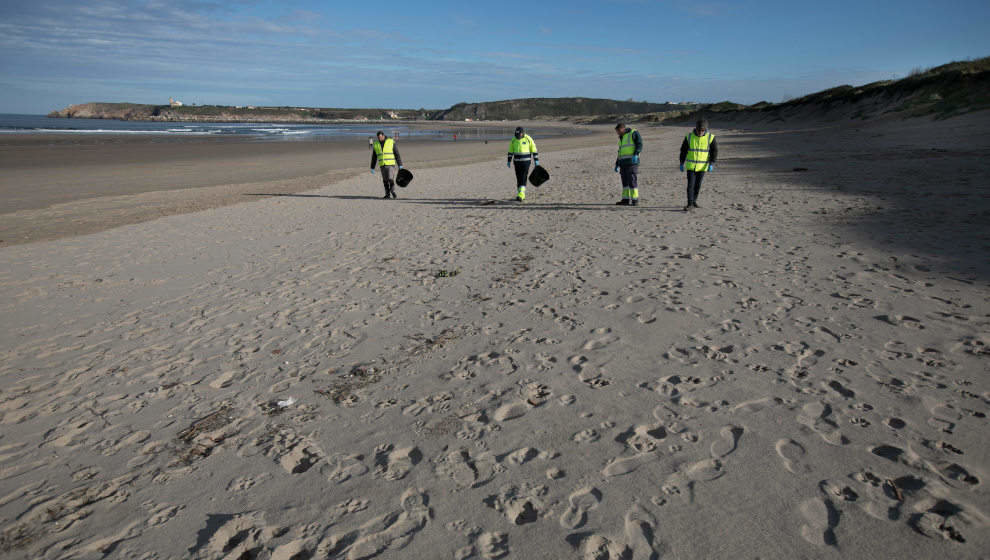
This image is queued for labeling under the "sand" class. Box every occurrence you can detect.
[0,114,988,559]
[0,125,607,245]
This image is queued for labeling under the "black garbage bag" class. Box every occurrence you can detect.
[528,165,550,187]
[396,168,414,188]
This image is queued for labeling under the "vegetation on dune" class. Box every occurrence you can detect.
[672,56,990,124]
[433,97,697,121]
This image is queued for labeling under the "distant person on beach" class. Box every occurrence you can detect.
[371,130,403,200]
[614,123,643,205]
[507,126,539,202]
[679,119,718,211]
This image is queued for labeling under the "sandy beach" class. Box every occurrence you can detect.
[0,114,988,559]
[0,124,607,245]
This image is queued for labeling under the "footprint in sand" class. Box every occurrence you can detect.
[191,512,268,559]
[434,448,495,488]
[559,487,602,529]
[850,470,902,521]
[775,439,810,474]
[493,400,529,422]
[925,400,961,434]
[875,314,925,330]
[823,378,856,399]
[373,444,422,481]
[579,504,659,560]
[271,538,317,560]
[573,429,601,444]
[684,458,725,482]
[321,453,369,483]
[799,497,838,546]
[477,531,510,559]
[280,443,322,474]
[623,504,659,560]
[484,483,547,526]
[602,453,658,478]
[582,328,619,351]
[321,488,431,560]
[616,424,668,454]
[710,425,743,459]
[661,456,726,506]
[796,402,847,445]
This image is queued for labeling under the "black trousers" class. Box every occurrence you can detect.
[513,161,531,187]
[380,165,397,195]
[686,170,705,204]
[620,163,639,191]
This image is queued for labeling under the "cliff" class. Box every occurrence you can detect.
[47,103,161,120]
[47,104,440,122]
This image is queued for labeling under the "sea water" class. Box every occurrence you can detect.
[0,114,571,142]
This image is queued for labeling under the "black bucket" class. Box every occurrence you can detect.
[395,168,414,188]
[528,165,550,187]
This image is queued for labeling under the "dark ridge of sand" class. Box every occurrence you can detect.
[0,125,613,246]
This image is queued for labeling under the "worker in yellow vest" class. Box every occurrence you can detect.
[678,119,718,211]
[614,123,643,205]
[507,126,539,201]
[371,130,404,199]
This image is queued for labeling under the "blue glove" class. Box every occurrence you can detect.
[507,161,511,168]
[398,165,403,169]
[534,159,540,166]
[631,155,639,164]
[679,164,685,172]
[370,168,375,175]
[708,164,714,172]
[614,165,620,173]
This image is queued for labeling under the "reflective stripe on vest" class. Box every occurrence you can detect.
[685,131,713,171]
[374,138,396,167]
[617,129,637,161]
[509,135,537,161]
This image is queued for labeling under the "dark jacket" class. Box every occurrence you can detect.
[679,131,717,167]
[370,138,402,168]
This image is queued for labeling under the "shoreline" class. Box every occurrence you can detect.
[0,125,615,246]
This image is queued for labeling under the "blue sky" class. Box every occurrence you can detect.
[1,0,988,114]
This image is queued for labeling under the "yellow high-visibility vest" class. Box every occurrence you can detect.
[617,129,638,161]
[508,135,537,160]
[374,138,396,167]
[685,131,714,171]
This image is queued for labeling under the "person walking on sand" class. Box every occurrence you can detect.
[614,123,643,205]
[507,126,539,202]
[679,119,718,211]
[371,130,404,199]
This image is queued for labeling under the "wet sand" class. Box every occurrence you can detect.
[0,124,611,245]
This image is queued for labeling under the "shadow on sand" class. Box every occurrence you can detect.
[717,116,990,280]
[246,193,684,212]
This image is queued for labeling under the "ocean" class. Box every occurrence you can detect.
[0,114,564,142]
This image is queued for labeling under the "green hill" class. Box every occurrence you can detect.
[433,97,695,121]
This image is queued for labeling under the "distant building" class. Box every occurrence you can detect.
[169,97,184,107]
